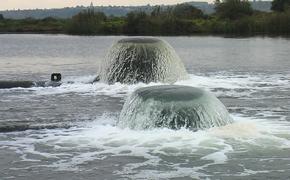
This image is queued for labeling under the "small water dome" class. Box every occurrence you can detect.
[99,37,189,84]
[118,85,233,131]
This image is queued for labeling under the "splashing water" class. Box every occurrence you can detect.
[1,35,290,180]
[99,38,189,84]
[0,72,290,179]
[118,85,233,130]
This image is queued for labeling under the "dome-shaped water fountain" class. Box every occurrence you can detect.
[118,85,233,131]
[99,38,189,84]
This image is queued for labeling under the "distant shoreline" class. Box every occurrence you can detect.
[1,2,289,37]
[1,32,289,39]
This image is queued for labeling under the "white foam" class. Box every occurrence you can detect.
[1,113,290,178]
[2,72,288,101]
[62,75,97,84]
[23,72,288,99]
[1,72,290,178]
[33,81,164,97]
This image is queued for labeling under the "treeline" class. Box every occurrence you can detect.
[209,0,290,35]
[0,17,67,33]
[0,0,290,36]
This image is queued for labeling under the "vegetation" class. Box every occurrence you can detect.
[67,11,106,34]
[271,0,290,12]
[0,2,290,36]
[215,0,253,20]
[0,17,67,33]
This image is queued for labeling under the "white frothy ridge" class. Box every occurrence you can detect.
[2,72,288,99]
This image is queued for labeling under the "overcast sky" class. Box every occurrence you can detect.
[0,0,208,10]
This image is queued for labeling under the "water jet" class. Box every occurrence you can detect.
[99,37,189,84]
[118,85,233,131]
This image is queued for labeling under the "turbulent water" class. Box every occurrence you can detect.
[0,35,290,179]
[118,85,233,130]
[99,37,188,84]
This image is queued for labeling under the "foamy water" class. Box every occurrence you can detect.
[6,72,288,98]
[1,72,290,179]
[1,115,290,179]
[1,35,290,179]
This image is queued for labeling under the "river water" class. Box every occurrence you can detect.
[0,35,290,179]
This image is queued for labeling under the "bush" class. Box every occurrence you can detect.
[67,10,106,35]
[172,3,204,19]
[271,0,290,12]
[215,0,253,20]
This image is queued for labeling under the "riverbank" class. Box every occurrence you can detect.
[1,17,289,36]
[0,3,289,36]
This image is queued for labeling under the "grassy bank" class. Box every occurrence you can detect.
[0,17,67,33]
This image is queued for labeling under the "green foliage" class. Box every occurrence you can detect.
[264,10,290,34]
[123,5,205,35]
[67,10,106,35]
[123,11,148,35]
[271,0,290,12]
[206,10,290,35]
[151,6,163,17]
[0,3,289,36]
[102,17,125,34]
[0,14,4,21]
[215,0,253,20]
[0,17,67,33]
[172,3,204,19]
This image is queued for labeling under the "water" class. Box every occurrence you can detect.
[0,34,290,179]
[100,38,188,84]
[118,85,233,130]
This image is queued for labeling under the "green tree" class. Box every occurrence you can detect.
[271,0,290,12]
[0,14,4,20]
[123,11,149,35]
[215,0,253,20]
[67,10,106,34]
[151,6,162,17]
[172,3,204,19]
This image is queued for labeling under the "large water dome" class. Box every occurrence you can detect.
[118,85,233,131]
[99,38,189,84]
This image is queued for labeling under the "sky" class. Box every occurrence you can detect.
[0,0,206,10]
